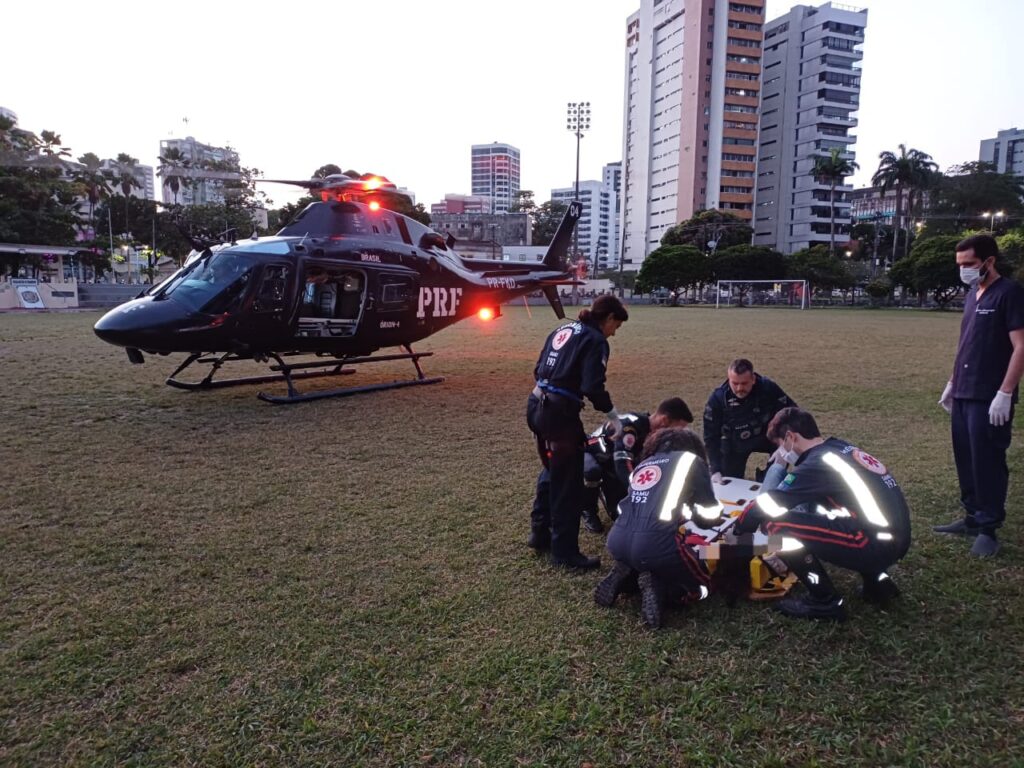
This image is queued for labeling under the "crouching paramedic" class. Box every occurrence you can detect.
[733,407,911,621]
[527,295,629,570]
[581,397,694,533]
[594,427,724,628]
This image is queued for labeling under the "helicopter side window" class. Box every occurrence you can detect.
[379,275,415,311]
[161,252,256,314]
[301,267,364,322]
[252,265,289,313]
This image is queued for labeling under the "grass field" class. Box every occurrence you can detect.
[1,306,1022,768]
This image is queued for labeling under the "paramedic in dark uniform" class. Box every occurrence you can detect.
[703,359,797,482]
[593,427,724,628]
[527,295,630,569]
[934,234,1024,558]
[581,397,694,533]
[733,407,911,621]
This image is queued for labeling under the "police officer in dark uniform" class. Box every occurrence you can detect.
[593,427,724,628]
[733,407,912,622]
[527,295,629,569]
[581,397,694,533]
[703,359,797,482]
[934,234,1024,557]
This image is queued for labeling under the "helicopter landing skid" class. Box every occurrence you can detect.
[164,345,444,404]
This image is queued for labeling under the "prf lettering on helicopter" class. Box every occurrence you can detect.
[93,174,583,404]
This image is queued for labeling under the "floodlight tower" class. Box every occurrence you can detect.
[567,101,591,278]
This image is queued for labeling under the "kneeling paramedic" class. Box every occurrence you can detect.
[527,295,629,570]
[594,427,724,628]
[581,397,694,533]
[733,407,912,621]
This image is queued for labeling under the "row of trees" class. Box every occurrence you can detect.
[0,115,273,279]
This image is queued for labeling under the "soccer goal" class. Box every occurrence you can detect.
[714,280,808,309]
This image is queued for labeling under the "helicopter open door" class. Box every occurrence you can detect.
[297,264,366,338]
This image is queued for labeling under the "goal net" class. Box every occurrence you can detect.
[714,280,808,309]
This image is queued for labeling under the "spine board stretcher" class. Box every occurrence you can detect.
[687,476,798,600]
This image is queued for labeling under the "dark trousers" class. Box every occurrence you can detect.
[719,435,775,478]
[762,508,909,589]
[528,395,586,560]
[952,398,1013,533]
[582,453,626,520]
[607,526,710,603]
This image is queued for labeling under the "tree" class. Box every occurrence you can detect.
[787,244,855,299]
[811,148,859,257]
[158,146,192,205]
[930,162,1024,232]
[661,209,752,251]
[635,245,711,295]
[509,190,537,215]
[871,144,938,261]
[313,164,342,178]
[996,230,1024,279]
[532,199,568,246]
[888,235,961,308]
[711,245,786,306]
[72,152,113,236]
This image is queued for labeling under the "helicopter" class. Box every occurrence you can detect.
[93,174,583,403]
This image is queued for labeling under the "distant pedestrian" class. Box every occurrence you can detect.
[935,234,1024,557]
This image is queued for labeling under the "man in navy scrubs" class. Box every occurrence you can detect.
[935,234,1024,557]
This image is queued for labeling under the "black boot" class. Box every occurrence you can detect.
[551,552,601,570]
[582,508,605,534]
[527,529,550,552]
[638,571,664,628]
[859,572,900,604]
[776,552,846,622]
[594,561,637,607]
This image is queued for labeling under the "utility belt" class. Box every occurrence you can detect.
[532,380,583,404]
[722,421,766,448]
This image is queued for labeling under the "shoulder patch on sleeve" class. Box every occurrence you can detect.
[623,433,636,449]
[783,473,796,485]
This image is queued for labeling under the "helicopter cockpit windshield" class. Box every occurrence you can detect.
[159,252,257,314]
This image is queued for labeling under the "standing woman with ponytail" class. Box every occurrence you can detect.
[526,295,629,569]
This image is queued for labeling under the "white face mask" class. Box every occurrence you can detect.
[782,435,800,465]
[960,267,982,286]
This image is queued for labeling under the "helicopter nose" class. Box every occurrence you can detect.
[94,298,182,348]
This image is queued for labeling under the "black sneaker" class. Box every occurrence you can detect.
[638,571,664,629]
[527,530,550,552]
[582,509,605,534]
[775,593,847,622]
[859,575,900,605]
[594,562,636,607]
[551,552,601,570]
[970,532,1000,558]
[932,518,980,537]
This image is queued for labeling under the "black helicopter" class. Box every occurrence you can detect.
[94,174,582,403]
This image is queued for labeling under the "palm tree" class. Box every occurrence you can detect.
[158,146,191,205]
[812,148,860,257]
[73,152,113,239]
[871,144,938,261]
[113,152,142,227]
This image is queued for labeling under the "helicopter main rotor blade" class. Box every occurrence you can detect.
[259,178,325,189]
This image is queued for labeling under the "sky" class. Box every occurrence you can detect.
[4,0,1021,210]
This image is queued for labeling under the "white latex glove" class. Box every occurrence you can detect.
[605,408,624,440]
[989,390,1012,426]
[711,472,723,484]
[770,446,788,466]
[938,381,954,414]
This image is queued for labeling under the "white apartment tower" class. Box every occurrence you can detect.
[980,128,1024,179]
[159,136,241,206]
[621,0,764,270]
[551,175,618,271]
[752,2,867,253]
[471,143,520,214]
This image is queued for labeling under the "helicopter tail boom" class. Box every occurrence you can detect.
[542,200,582,271]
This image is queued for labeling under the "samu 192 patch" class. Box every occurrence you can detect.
[622,432,636,450]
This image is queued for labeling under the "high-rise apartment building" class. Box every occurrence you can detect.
[620,0,764,270]
[753,2,866,253]
[603,161,623,266]
[980,128,1024,179]
[552,180,611,270]
[99,158,155,201]
[158,136,241,206]
[471,143,520,214]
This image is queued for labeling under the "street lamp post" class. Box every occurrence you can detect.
[567,102,591,292]
[981,210,1005,232]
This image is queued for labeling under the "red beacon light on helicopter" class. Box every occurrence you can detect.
[477,306,501,321]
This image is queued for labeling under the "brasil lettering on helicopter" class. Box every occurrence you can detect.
[416,286,463,318]
[360,253,381,262]
[486,276,517,290]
